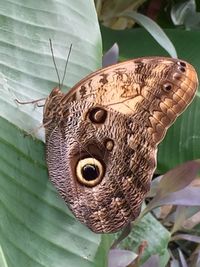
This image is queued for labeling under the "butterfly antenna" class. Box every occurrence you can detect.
[60,43,73,89]
[49,39,61,89]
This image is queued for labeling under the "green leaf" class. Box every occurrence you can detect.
[0,245,8,267]
[120,11,177,58]
[0,0,102,140]
[101,26,200,172]
[119,213,170,266]
[0,1,114,267]
[0,115,113,267]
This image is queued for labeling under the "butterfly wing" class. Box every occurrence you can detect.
[61,57,198,144]
[43,57,198,233]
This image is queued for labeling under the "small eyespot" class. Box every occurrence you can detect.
[178,66,186,73]
[104,139,114,151]
[177,61,186,67]
[163,83,172,92]
[88,107,107,124]
[76,158,105,186]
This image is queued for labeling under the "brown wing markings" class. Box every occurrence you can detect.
[167,72,197,92]
[162,77,197,108]
[172,72,197,87]
[44,57,198,233]
[43,88,64,124]
[79,85,87,98]
[124,62,197,143]
[134,62,145,75]
[141,86,178,116]
[97,62,159,112]
[113,69,126,81]
[44,59,197,160]
[57,58,169,108]
[102,80,187,120]
[46,103,108,230]
[144,78,195,110]
[66,60,196,138]
[61,58,193,102]
[99,73,109,85]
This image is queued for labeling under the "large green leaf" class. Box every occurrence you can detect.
[0,117,108,267]
[0,1,114,267]
[0,0,102,140]
[101,26,200,172]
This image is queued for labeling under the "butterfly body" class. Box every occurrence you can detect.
[44,57,198,233]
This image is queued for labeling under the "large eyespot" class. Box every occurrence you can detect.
[76,158,105,187]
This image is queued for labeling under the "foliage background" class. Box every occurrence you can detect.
[0,0,199,267]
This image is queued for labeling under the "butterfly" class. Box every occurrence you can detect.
[43,56,198,233]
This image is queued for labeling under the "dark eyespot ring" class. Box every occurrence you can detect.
[163,83,173,92]
[88,107,107,124]
[177,61,186,67]
[76,158,105,186]
[178,66,186,73]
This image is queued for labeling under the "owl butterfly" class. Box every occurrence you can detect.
[43,56,198,233]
